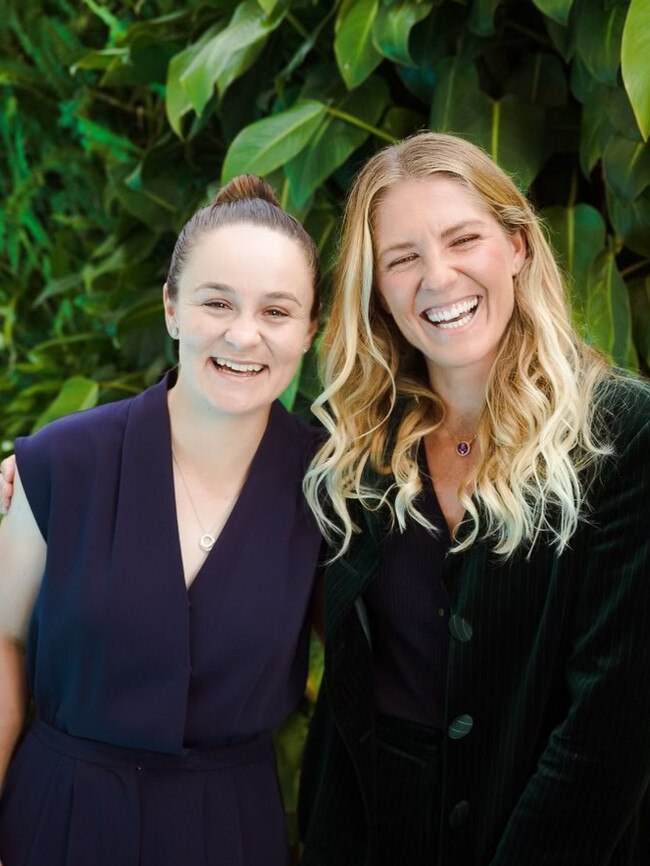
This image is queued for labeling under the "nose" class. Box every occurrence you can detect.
[223,311,262,350]
[422,250,457,292]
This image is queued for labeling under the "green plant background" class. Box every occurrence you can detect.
[2,0,649,855]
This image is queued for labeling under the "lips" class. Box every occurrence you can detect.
[422,296,480,329]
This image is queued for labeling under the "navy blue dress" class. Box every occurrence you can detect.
[0,373,322,866]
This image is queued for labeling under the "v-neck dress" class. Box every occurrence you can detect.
[0,373,322,866]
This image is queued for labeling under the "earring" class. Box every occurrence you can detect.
[170,323,179,339]
[302,346,309,354]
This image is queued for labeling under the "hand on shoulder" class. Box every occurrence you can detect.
[0,454,16,515]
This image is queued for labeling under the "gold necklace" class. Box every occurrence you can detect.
[440,425,477,458]
[172,450,217,552]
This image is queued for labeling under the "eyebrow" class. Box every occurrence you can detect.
[377,219,486,260]
[195,283,303,306]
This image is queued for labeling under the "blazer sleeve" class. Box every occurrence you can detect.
[490,406,650,865]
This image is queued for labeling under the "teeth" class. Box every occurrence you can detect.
[425,297,479,324]
[436,310,476,330]
[214,357,264,373]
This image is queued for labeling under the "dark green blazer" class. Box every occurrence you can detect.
[299,378,650,865]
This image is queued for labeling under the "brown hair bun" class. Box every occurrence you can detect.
[213,174,280,208]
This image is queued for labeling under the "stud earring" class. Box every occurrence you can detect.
[170,324,179,339]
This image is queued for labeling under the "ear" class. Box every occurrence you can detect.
[162,282,177,333]
[163,284,180,340]
[510,229,527,276]
[304,316,319,353]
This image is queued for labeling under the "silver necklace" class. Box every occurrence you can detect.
[172,449,217,552]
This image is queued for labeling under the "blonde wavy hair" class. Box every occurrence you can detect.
[304,131,613,559]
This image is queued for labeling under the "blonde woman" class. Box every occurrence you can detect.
[298,132,650,866]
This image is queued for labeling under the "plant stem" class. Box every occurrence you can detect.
[325,106,395,143]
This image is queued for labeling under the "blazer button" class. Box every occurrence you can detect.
[448,714,473,739]
[449,800,470,828]
[448,614,473,642]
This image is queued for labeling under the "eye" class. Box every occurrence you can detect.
[265,307,289,318]
[204,299,230,310]
[387,252,418,270]
[451,234,479,247]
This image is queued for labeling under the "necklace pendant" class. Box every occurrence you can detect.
[199,533,216,552]
[456,441,471,457]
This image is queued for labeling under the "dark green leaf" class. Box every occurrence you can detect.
[531,0,575,25]
[602,136,650,201]
[628,276,650,368]
[542,204,606,326]
[180,1,286,115]
[373,0,433,66]
[166,24,223,138]
[222,100,327,181]
[285,77,389,206]
[580,91,614,176]
[607,187,650,257]
[468,0,502,37]
[585,249,636,368]
[574,0,626,87]
[621,0,650,140]
[335,0,383,88]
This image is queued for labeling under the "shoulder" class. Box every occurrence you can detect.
[271,401,326,458]
[591,374,650,478]
[15,394,135,471]
[593,373,650,444]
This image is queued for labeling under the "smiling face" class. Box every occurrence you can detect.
[373,176,525,384]
[164,223,316,419]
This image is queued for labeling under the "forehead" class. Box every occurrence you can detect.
[180,223,313,292]
[373,177,492,241]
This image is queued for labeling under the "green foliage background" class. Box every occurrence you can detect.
[1,0,649,853]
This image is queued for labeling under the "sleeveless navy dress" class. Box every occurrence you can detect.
[0,373,322,866]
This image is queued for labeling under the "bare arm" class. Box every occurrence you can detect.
[0,465,46,793]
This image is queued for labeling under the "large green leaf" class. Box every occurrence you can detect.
[607,187,650,257]
[166,24,223,138]
[585,249,636,368]
[373,0,433,66]
[580,90,614,176]
[628,276,650,369]
[621,0,650,140]
[602,136,650,202]
[180,1,286,115]
[531,0,575,25]
[285,77,389,207]
[574,0,626,87]
[468,0,502,37]
[221,100,327,181]
[505,53,568,108]
[541,204,606,326]
[335,0,383,89]
[33,376,99,432]
[429,58,487,137]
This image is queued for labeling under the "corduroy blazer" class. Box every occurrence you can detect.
[299,378,650,866]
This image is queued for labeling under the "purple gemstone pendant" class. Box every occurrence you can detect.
[456,441,471,457]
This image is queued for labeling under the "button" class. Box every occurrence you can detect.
[438,608,445,617]
[448,714,473,739]
[449,614,473,642]
[449,799,470,828]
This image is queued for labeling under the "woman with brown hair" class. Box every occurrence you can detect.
[0,175,321,866]
[299,131,650,866]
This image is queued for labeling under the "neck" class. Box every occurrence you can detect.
[426,360,490,433]
[167,381,270,476]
